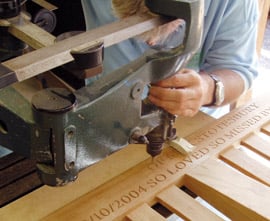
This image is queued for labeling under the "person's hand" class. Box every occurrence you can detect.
[141,19,183,47]
[148,69,211,117]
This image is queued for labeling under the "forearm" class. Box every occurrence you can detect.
[200,69,245,107]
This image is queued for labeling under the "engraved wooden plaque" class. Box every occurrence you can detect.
[1,96,270,221]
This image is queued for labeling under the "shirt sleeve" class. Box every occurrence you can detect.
[201,0,259,91]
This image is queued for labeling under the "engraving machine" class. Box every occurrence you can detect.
[0,0,203,186]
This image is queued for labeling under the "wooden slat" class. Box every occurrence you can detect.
[126,203,166,221]
[9,19,56,49]
[0,172,42,207]
[262,122,270,135]
[2,15,166,85]
[257,0,270,54]
[174,111,215,138]
[241,133,270,159]
[0,153,41,207]
[0,153,24,170]
[157,185,223,221]
[0,158,36,188]
[32,0,58,11]
[220,147,270,186]
[185,159,270,221]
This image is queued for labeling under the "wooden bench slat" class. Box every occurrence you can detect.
[220,147,270,186]
[261,122,270,136]
[241,133,270,160]
[126,203,166,221]
[0,172,42,207]
[157,185,223,221]
[185,159,270,221]
[0,153,24,170]
[0,158,37,188]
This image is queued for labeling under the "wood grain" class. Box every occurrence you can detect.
[126,203,166,221]
[220,146,270,186]
[157,185,224,221]
[8,19,56,49]
[185,159,270,221]
[241,133,270,160]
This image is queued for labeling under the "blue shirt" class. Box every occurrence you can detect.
[81,0,259,117]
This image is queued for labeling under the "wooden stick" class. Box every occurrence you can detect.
[0,15,166,88]
[8,18,56,49]
[31,0,58,11]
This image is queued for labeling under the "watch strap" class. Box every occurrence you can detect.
[208,73,224,106]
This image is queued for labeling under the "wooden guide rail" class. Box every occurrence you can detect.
[0,15,166,87]
[1,95,270,221]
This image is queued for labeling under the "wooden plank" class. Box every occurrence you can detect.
[174,111,215,138]
[0,153,41,207]
[0,158,36,188]
[1,15,166,86]
[8,19,56,49]
[32,0,58,11]
[126,203,166,221]
[1,97,270,220]
[0,172,42,207]
[261,122,270,135]
[241,133,270,160]
[220,146,270,186]
[185,159,270,221]
[157,185,223,221]
[0,152,24,170]
[257,0,270,54]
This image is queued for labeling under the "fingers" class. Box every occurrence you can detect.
[148,94,199,117]
[150,68,244,115]
[149,85,200,103]
[148,87,201,117]
[154,69,198,88]
[148,69,204,117]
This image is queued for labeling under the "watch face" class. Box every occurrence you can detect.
[215,81,225,106]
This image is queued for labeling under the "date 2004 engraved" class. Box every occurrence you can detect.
[84,185,148,221]
[84,173,169,221]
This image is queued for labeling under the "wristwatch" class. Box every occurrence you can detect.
[209,74,225,106]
